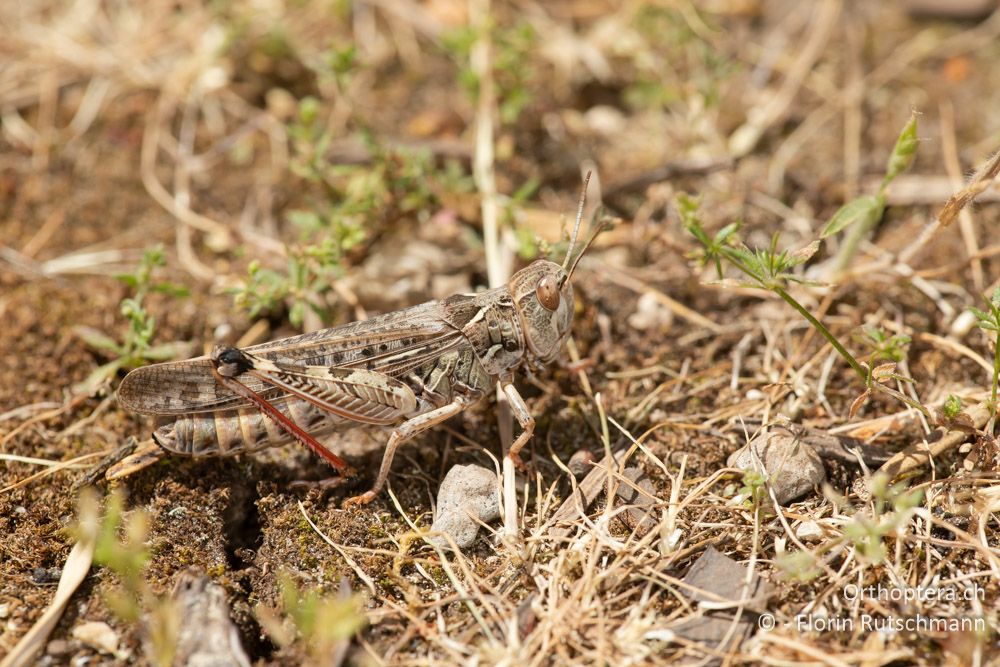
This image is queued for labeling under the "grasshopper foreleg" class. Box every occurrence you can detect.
[501,379,535,472]
[341,397,469,508]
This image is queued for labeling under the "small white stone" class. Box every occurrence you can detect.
[584,105,626,136]
[213,323,233,342]
[795,520,825,542]
[627,293,673,332]
[949,310,977,338]
[72,620,119,655]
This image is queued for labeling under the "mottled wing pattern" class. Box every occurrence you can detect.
[117,300,465,416]
[242,352,417,425]
[117,357,276,415]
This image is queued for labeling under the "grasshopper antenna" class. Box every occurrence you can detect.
[562,170,592,273]
[566,216,607,282]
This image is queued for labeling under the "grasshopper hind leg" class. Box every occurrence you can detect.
[341,397,470,508]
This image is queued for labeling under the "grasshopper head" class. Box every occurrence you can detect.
[510,260,574,363]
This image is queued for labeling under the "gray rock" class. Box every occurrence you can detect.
[567,449,595,478]
[429,464,500,549]
[728,426,826,504]
[670,546,772,651]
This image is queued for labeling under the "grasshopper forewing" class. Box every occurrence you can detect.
[118,174,600,507]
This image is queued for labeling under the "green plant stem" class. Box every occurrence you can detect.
[717,245,869,383]
[771,285,868,382]
[993,335,999,409]
[875,384,931,419]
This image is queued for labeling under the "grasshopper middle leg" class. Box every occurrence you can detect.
[501,378,535,472]
[342,397,470,508]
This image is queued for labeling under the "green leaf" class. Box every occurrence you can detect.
[288,209,323,232]
[289,301,306,328]
[676,193,702,229]
[820,194,884,239]
[142,341,196,362]
[971,307,999,330]
[151,282,190,297]
[298,96,320,125]
[72,358,125,396]
[713,222,740,245]
[115,274,139,289]
[883,112,919,188]
[990,286,1000,309]
[74,326,122,354]
[512,177,540,203]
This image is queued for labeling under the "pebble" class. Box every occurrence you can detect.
[567,449,595,478]
[627,292,674,332]
[795,520,826,542]
[32,567,61,585]
[46,639,72,656]
[727,426,826,504]
[72,620,119,655]
[429,464,500,549]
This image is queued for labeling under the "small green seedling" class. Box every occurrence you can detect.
[860,326,910,364]
[441,20,537,124]
[254,570,365,661]
[682,194,866,384]
[683,114,929,420]
[73,489,178,666]
[848,326,926,419]
[738,469,770,510]
[842,474,923,564]
[73,246,190,396]
[943,394,964,420]
[775,550,821,583]
[971,287,1000,418]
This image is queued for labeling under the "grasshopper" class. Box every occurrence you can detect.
[117,176,600,507]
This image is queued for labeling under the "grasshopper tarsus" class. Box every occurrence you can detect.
[508,452,530,474]
[341,490,377,509]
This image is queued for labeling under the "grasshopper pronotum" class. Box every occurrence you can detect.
[118,175,600,507]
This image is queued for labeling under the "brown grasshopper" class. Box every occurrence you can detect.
[118,176,600,507]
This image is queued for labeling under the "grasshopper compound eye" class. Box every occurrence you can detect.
[536,275,560,311]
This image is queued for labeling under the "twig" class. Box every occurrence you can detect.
[878,401,991,479]
[898,146,1000,266]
